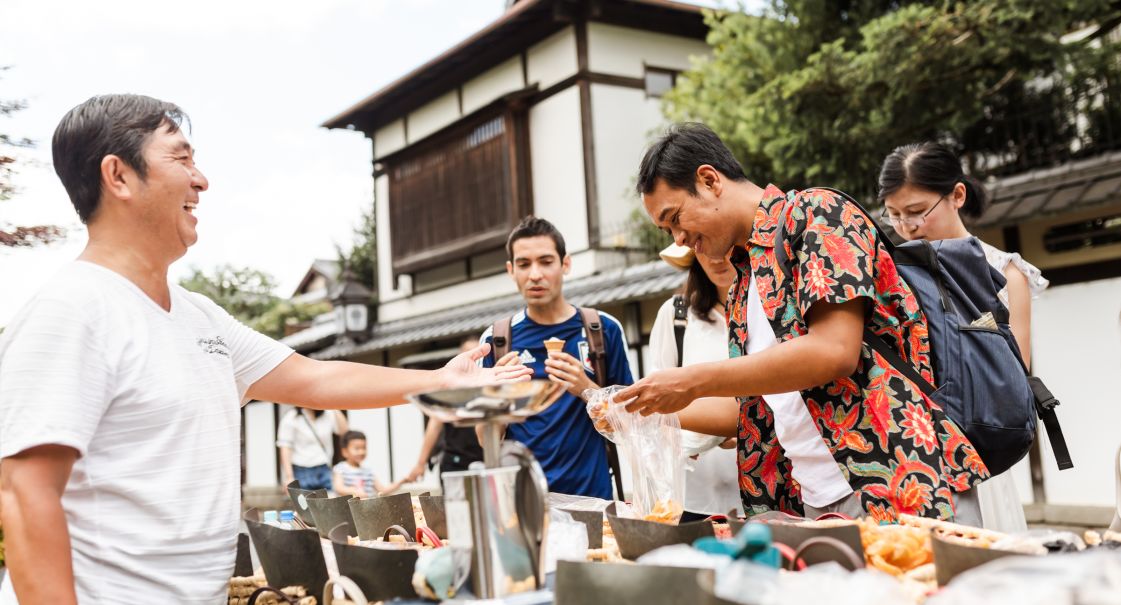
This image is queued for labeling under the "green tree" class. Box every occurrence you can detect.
[665,0,1121,201]
[2,66,65,247]
[336,202,376,290]
[179,265,328,339]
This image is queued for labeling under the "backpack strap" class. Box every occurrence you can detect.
[578,307,608,381]
[577,306,625,500]
[1027,376,1074,470]
[491,316,513,361]
[672,294,688,368]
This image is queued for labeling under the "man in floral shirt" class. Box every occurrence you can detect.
[618,123,988,522]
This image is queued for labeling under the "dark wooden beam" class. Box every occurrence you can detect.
[575,18,600,249]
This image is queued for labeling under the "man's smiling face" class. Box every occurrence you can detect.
[642,167,740,260]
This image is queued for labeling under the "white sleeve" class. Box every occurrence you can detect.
[0,296,114,459]
[276,410,297,449]
[647,298,680,375]
[188,292,294,401]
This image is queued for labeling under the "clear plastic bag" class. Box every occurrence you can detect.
[544,509,589,574]
[584,385,685,523]
[927,550,1121,605]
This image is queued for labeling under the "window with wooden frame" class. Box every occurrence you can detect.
[385,108,531,281]
[643,66,678,99]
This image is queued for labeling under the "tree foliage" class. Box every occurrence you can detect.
[336,202,377,291]
[665,0,1121,200]
[1,65,65,247]
[179,264,329,339]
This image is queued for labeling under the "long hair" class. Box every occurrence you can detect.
[684,261,721,323]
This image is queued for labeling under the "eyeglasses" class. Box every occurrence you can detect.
[882,194,947,228]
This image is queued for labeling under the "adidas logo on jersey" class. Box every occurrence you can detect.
[519,350,537,364]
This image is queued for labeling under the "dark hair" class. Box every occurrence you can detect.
[506,215,566,260]
[636,122,748,196]
[341,430,366,449]
[877,142,988,220]
[684,261,721,323]
[52,94,188,224]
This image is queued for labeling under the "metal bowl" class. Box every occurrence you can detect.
[409,380,563,427]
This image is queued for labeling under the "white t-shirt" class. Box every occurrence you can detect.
[0,261,293,604]
[648,297,740,515]
[276,409,340,468]
[741,274,851,508]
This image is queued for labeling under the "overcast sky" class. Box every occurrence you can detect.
[0,0,730,327]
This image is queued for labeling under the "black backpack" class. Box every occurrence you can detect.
[775,187,1072,477]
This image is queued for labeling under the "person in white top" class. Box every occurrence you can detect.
[277,408,348,491]
[0,94,531,605]
[648,243,741,519]
[879,141,1048,533]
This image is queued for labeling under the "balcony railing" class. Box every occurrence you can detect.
[963,78,1121,179]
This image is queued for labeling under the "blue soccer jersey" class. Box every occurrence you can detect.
[481,308,633,499]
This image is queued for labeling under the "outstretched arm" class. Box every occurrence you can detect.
[620,298,865,415]
[247,343,531,410]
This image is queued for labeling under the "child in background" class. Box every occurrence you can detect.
[332,430,402,498]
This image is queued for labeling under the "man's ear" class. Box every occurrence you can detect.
[506,260,514,278]
[562,254,572,275]
[696,164,722,197]
[100,155,136,202]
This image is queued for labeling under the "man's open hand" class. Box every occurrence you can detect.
[439,342,532,389]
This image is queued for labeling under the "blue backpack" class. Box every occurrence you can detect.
[776,187,1072,477]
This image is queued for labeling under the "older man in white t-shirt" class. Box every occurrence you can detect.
[0,94,530,604]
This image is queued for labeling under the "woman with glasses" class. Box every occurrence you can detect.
[878,141,1049,532]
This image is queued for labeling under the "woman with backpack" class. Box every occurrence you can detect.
[879,142,1050,532]
[648,243,742,521]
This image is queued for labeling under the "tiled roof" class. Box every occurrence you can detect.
[976,151,1121,227]
[310,260,683,360]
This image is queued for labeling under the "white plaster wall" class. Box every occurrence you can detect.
[379,271,515,322]
[407,90,461,143]
[377,249,604,322]
[528,87,588,250]
[389,405,427,481]
[526,26,578,90]
[1030,276,1121,506]
[586,22,709,78]
[463,56,526,115]
[244,401,278,486]
[348,408,393,485]
[590,84,666,246]
[374,119,407,160]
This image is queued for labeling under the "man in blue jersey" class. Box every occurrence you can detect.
[480,216,634,499]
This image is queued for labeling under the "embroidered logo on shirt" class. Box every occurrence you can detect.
[579,341,594,374]
[197,336,230,357]
[519,349,537,364]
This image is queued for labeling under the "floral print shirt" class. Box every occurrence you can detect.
[729,185,989,521]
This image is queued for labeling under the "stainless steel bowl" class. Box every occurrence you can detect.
[409,380,563,427]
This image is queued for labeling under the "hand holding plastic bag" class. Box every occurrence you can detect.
[584,385,685,523]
